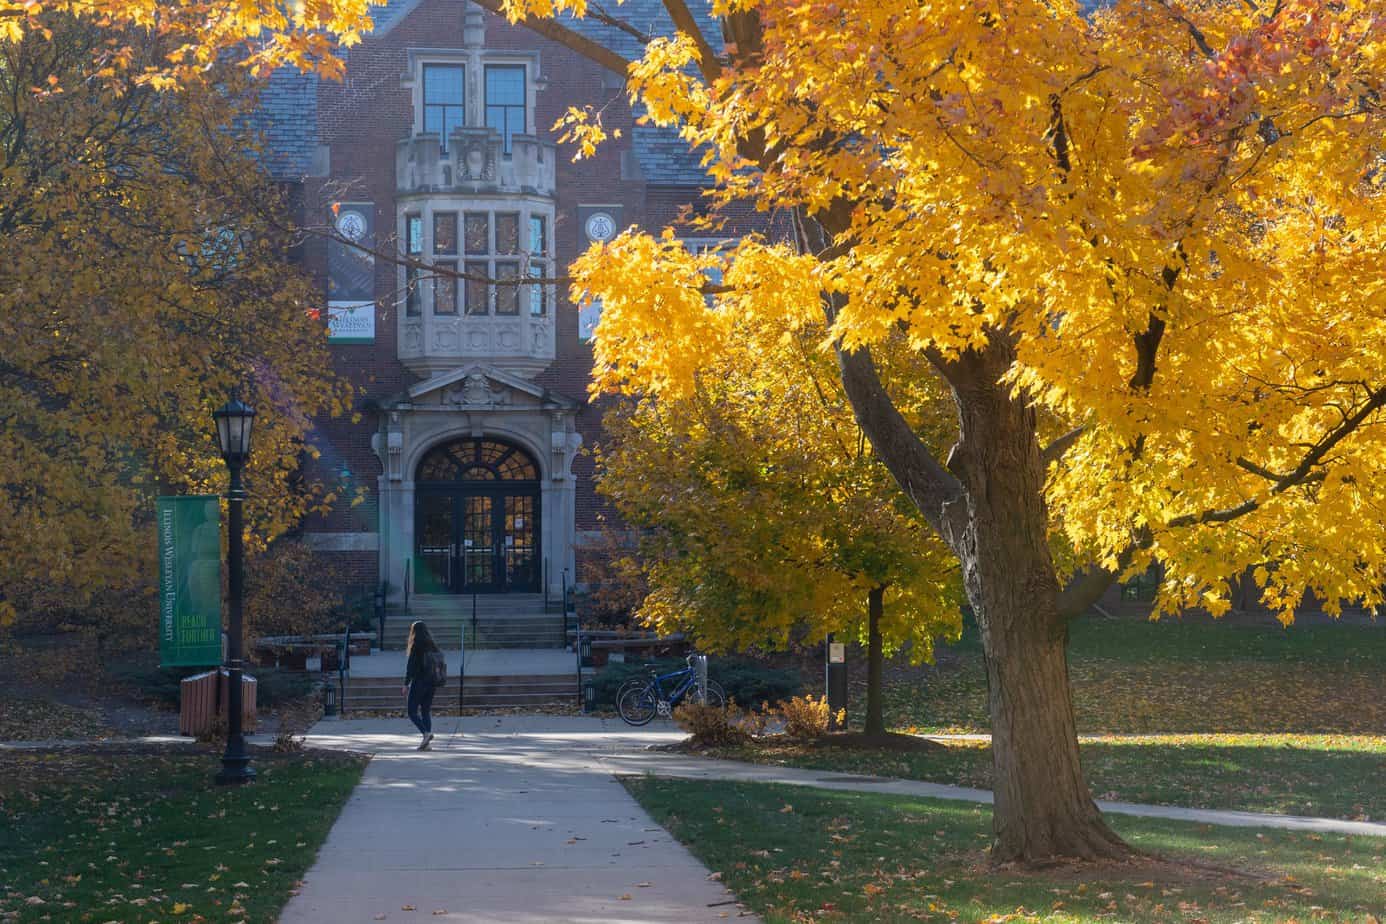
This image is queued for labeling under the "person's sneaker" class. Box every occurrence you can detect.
[420,733,434,751]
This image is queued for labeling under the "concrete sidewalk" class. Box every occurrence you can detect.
[280,715,1386,923]
[595,749,1386,839]
[279,716,755,923]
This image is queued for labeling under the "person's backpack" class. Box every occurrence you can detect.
[427,649,448,687]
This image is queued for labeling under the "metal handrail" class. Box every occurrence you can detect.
[339,621,351,714]
[403,558,412,620]
[458,621,466,712]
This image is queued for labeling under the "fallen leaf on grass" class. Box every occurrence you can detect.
[619,894,632,900]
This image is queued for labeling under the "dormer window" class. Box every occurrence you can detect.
[485,65,525,154]
[423,64,465,152]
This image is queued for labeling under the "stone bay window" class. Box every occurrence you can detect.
[397,49,555,378]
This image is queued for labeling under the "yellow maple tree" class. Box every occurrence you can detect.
[0,0,379,82]
[501,0,1386,863]
[597,306,961,735]
[0,20,352,641]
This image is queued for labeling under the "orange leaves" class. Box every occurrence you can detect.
[0,0,379,85]
[552,105,621,161]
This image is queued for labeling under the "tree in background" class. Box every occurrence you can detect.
[0,0,376,82]
[597,303,961,736]
[0,20,352,639]
[491,0,1386,863]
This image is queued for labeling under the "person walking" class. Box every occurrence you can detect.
[403,620,445,750]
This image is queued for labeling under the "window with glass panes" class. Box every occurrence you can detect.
[446,210,551,317]
[405,213,423,316]
[433,212,458,315]
[485,66,526,154]
[528,214,547,316]
[423,64,465,152]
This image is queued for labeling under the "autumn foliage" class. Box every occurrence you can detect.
[502,0,1386,862]
[0,21,351,636]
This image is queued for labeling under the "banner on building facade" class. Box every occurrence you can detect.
[328,301,375,343]
[328,202,375,343]
[157,496,223,668]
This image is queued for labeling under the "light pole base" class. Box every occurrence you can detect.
[215,760,258,786]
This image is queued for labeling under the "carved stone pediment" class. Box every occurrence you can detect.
[442,371,510,408]
[405,364,577,414]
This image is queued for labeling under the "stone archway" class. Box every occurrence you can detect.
[412,437,541,594]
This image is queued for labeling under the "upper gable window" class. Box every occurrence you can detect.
[485,65,526,154]
[423,64,465,152]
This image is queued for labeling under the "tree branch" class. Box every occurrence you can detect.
[1041,426,1085,465]
[1056,533,1148,620]
[1167,383,1386,529]
[835,342,966,545]
[467,0,635,75]
[661,0,722,82]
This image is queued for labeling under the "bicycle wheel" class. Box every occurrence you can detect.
[618,683,658,726]
[703,679,726,708]
[614,676,647,709]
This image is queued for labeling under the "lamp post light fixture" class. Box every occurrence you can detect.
[213,394,257,786]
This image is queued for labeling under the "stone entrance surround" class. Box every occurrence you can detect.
[374,364,583,606]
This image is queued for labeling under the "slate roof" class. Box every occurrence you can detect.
[631,122,710,186]
[254,68,319,180]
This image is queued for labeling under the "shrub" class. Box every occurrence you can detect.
[674,701,751,747]
[775,694,844,739]
[710,657,802,708]
[254,670,315,710]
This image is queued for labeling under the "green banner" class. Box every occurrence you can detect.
[158,496,223,667]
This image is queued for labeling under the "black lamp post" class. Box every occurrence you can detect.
[213,394,257,785]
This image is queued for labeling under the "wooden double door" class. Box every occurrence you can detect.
[415,487,539,594]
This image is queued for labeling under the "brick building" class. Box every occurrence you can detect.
[258,0,717,628]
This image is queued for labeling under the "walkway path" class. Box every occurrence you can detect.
[279,714,1386,922]
[597,748,1386,839]
[279,716,755,923]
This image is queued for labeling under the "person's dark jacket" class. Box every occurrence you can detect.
[405,646,436,686]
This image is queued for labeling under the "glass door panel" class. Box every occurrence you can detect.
[415,494,456,593]
[503,494,537,591]
[461,495,496,591]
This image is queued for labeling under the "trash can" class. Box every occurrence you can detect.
[179,669,257,737]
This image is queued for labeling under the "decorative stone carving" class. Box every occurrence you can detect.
[443,372,509,408]
[433,323,460,351]
[459,140,495,182]
[387,430,404,481]
[550,415,582,481]
[466,329,489,351]
[498,328,519,350]
[402,323,423,353]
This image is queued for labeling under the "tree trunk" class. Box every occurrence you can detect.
[945,342,1129,864]
[864,585,886,737]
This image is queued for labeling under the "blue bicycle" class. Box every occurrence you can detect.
[617,656,725,726]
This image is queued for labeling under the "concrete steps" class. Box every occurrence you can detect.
[383,594,566,650]
[344,673,577,712]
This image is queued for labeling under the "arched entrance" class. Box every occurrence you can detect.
[414,437,541,593]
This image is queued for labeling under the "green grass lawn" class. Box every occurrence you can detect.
[870,617,1386,736]
[0,745,366,923]
[626,777,1386,923]
[709,733,1386,821]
